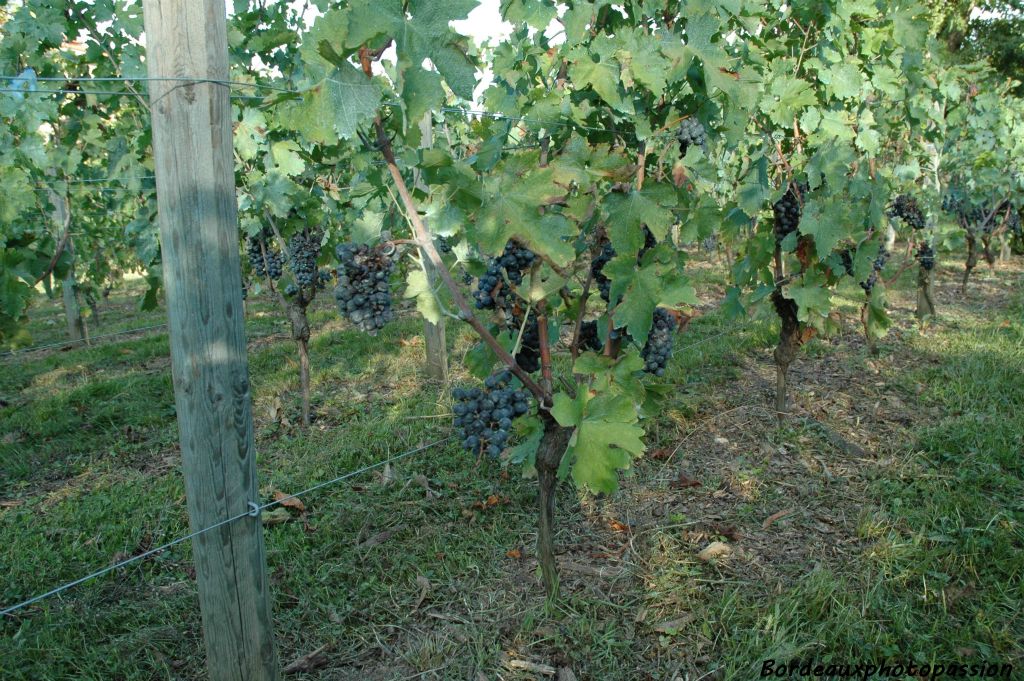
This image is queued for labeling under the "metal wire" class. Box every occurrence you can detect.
[0,323,169,358]
[0,437,451,618]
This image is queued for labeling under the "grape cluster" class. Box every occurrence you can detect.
[917,243,936,271]
[510,313,541,373]
[591,241,616,302]
[641,308,677,376]
[591,228,657,303]
[1007,209,1021,236]
[452,370,532,458]
[334,243,397,335]
[473,241,536,309]
[288,232,322,288]
[838,248,855,277]
[773,182,807,243]
[701,235,718,253]
[284,283,299,297]
[942,192,963,215]
[579,320,603,353]
[317,269,333,289]
[677,118,707,156]
[859,246,890,293]
[247,235,283,280]
[887,194,925,230]
[435,235,454,254]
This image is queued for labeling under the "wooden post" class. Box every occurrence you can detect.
[142,1,279,679]
[416,113,448,382]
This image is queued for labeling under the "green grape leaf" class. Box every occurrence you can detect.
[270,141,305,176]
[403,269,442,324]
[282,64,381,143]
[605,184,678,247]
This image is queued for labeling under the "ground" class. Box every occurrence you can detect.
[0,249,1021,680]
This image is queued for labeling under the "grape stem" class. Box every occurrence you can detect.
[370,115,550,405]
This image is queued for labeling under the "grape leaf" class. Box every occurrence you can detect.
[281,64,381,143]
[404,269,442,324]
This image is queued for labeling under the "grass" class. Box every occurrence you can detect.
[1,250,1022,679]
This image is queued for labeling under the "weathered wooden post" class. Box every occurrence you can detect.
[142,1,279,678]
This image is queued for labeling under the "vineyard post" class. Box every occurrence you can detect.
[416,112,448,382]
[142,0,279,678]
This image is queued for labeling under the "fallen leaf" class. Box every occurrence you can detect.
[272,491,306,514]
[697,541,732,561]
[762,508,794,530]
[261,508,293,526]
[654,614,694,633]
[558,668,579,681]
[607,519,630,533]
[413,574,431,610]
[506,659,557,675]
[506,548,522,559]
[283,645,329,674]
[650,447,674,460]
[669,472,702,490]
[356,525,405,550]
[709,523,742,542]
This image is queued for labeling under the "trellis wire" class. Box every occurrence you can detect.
[0,437,451,618]
[2,74,674,140]
[0,323,169,358]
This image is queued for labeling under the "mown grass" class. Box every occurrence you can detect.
[0,251,1021,679]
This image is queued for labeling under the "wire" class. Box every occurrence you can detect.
[0,323,169,358]
[0,87,267,100]
[9,75,298,94]
[0,437,451,618]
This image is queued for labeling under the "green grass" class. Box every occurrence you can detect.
[1,253,1022,679]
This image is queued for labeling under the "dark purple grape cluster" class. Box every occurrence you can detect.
[773,181,807,243]
[591,228,657,303]
[288,232,322,288]
[452,370,532,458]
[860,246,890,293]
[591,241,616,302]
[917,243,936,271]
[838,248,855,277]
[317,269,333,290]
[247,235,283,280]
[510,312,541,373]
[641,308,677,376]
[579,320,603,353]
[334,243,397,335]
[473,241,536,309]
[677,117,707,156]
[887,194,926,230]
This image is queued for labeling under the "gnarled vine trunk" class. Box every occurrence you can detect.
[860,303,877,356]
[61,239,86,343]
[535,413,573,599]
[286,302,312,427]
[961,231,978,295]
[916,266,936,321]
[981,234,996,271]
[772,290,803,416]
